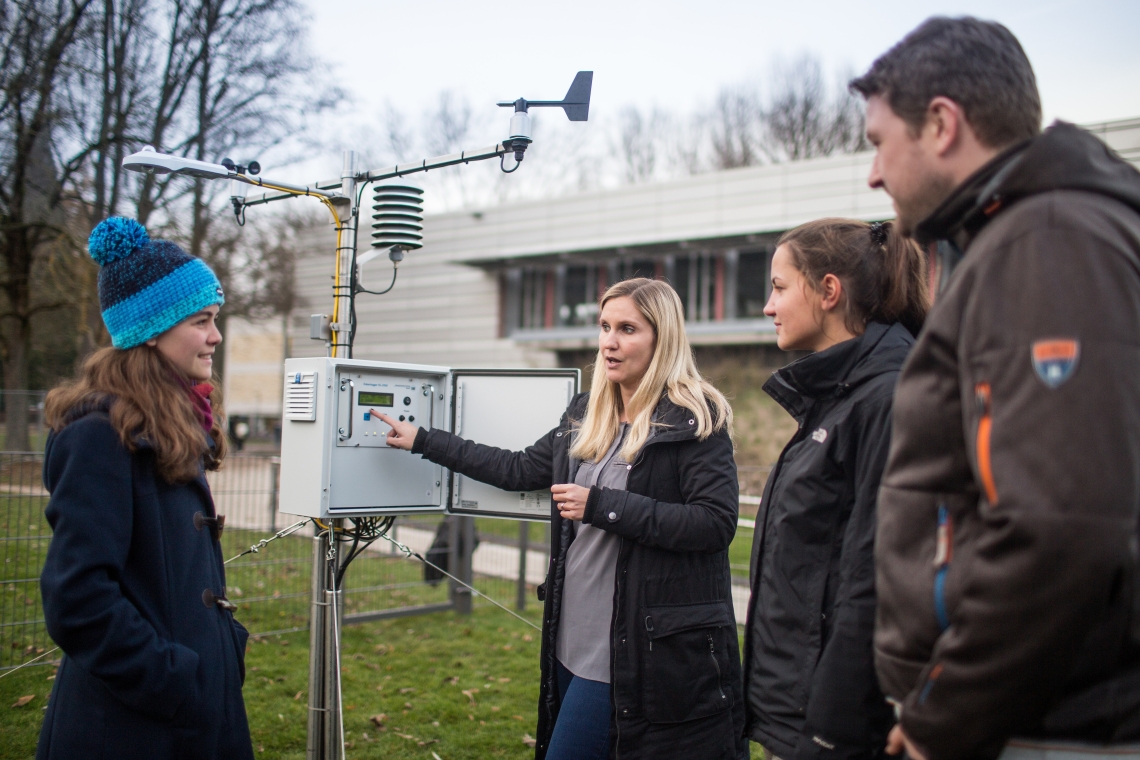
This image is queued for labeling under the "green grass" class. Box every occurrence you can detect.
[730,526,753,577]
[0,605,765,759]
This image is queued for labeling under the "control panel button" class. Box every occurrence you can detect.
[403,396,411,406]
[408,416,415,422]
[399,415,406,422]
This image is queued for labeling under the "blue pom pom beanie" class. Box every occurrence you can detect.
[88,217,225,349]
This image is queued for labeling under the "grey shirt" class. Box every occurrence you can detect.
[556,424,631,683]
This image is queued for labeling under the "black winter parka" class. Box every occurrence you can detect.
[744,322,913,760]
[412,392,748,760]
[37,406,252,760]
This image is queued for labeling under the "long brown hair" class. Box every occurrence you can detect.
[44,346,227,483]
[777,218,930,336]
[570,278,732,463]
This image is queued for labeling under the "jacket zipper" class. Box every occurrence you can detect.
[707,633,726,701]
[974,383,999,504]
[932,504,953,632]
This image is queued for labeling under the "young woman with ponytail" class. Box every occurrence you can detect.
[742,219,929,760]
[36,218,252,760]
[380,278,748,760]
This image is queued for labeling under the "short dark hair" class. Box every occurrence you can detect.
[850,17,1041,148]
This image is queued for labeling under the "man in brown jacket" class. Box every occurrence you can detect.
[851,17,1140,760]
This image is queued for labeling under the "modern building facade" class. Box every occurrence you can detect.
[265,116,1140,405]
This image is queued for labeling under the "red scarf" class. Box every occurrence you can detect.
[188,382,214,433]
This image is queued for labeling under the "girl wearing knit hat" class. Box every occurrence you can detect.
[35,218,253,760]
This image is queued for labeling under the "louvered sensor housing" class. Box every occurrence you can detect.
[371,185,424,257]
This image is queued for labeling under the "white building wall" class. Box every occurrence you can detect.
[223,316,287,416]
[285,117,1140,370]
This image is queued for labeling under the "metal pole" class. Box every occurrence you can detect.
[448,517,464,612]
[331,151,356,360]
[323,546,343,760]
[516,521,528,611]
[458,517,475,615]
[268,458,280,533]
[306,533,328,759]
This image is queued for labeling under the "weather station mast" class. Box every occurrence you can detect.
[121,71,593,760]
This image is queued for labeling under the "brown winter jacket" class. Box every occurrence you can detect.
[875,122,1140,760]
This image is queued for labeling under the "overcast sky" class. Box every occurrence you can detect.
[306,0,1137,121]
[283,0,1140,196]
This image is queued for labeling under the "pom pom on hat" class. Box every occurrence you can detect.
[88,217,149,266]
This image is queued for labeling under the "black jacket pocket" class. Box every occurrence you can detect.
[643,602,734,723]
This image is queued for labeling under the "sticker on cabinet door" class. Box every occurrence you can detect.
[518,492,547,513]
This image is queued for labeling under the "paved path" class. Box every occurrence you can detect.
[376,524,751,623]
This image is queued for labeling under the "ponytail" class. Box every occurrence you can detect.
[777,218,930,336]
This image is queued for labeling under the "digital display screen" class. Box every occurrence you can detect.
[358,391,394,407]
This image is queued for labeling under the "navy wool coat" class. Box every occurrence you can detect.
[36,408,253,760]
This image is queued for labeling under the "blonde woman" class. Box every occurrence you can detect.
[379,278,746,760]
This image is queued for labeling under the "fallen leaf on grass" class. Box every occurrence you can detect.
[523,634,533,642]
[461,689,477,705]
[491,706,500,712]
[294,691,303,701]
[369,713,387,727]
[442,675,460,685]
[497,677,511,683]
[523,733,537,748]
[398,687,416,694]
[433,753,444,760]
[395,732,416,740]
[12,695,34,708]
[512,715,524,721]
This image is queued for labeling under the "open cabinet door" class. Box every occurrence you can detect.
[447,369,579,520]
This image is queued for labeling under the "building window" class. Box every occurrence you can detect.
[499,247,773,336]
[737,251,770,318]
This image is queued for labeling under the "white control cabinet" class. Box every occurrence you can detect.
[278,357,579,520]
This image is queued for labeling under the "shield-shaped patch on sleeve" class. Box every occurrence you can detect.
[1031,339,1080,388]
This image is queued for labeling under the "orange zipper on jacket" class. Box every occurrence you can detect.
[974,383,998,505]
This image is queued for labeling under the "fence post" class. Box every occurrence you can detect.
[450,516,474,615]
[516,521,528,611]
[268,457,280,532]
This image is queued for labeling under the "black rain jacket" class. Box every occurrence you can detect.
[744,322,913,760]
[412,392,748,760]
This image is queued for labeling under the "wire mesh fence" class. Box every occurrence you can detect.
[1,451,550,670]
[0,452,50,669]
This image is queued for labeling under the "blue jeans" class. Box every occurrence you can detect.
[546,660,612,760]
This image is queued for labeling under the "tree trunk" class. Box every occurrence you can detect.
[4,317,30,451]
